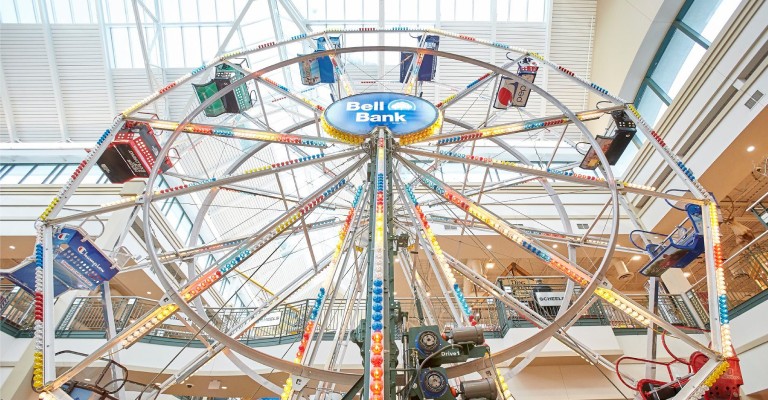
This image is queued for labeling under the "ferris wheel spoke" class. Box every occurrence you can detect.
[128,117,341,148]
[434,59,518,109]
[407,106,622,146]
[426,215,645,255]
[402,32,429,95]
[170,159,364,305]
[46,149,364,225]
[400,147,698,204]
[442,253,637,385]
[156,253,335,393]
[48,158,366,392]
[120,217,344,271]
[395,176,471,326]
[399,155,716,357]
[221,60,326,115]
[397,249,438,326]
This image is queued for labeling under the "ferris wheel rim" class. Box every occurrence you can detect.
[131,45,624,386]
[42,34,723,396]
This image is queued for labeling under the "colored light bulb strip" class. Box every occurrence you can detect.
[141,119,329,148]
[119,303,180,348]
[259,77,325,112]
[423,107,611,146]
[409,163,662,328]
[427,215,612,248]
[282,288,325,393]
[432,149,656,192]
[415,173,589,285]
[435,72,493,108]
[369,137,387,399]
[397,112,444,145]
[703,361,731,389]
[32,240,45,389]
[495,368,516,400]
[39,118,123,221]
[320,115,367,145]
[707,202,733,357]
[626,104,711,198]
[404,185,476,325]
[593,287,651,326]
[154,217,342,265]
[179,179,348,303]
[403,51,426,95]
[327,53,355,97]
[95,154,332,215]
[280,186,364,400]
[123,179,350,349]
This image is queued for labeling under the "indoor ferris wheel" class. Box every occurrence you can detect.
[20,26,742,400]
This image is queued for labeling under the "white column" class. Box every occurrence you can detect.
[661,268,693,295]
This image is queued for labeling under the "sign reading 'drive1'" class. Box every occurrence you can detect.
[323,92,440,136]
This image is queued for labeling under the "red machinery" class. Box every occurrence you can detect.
[97,121,172,183]
[689,351,743,399]
[616,329,742,400]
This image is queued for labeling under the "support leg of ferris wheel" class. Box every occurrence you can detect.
[442,253,636,387]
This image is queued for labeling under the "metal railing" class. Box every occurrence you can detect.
[4,244,768,344]
[0,286,36,335]
[687,230,768,324]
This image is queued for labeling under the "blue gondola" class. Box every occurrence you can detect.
[298,37,340,85]
[632,202,705,277]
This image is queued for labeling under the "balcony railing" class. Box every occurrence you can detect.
[686,230,768,324]
[3,246,768,345]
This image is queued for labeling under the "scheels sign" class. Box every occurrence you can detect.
[323,92,440,136]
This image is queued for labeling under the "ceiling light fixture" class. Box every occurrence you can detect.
[146,291,152,295]
[747,145,756,152]
[552,244,558,248]
[486,262,495,269]
[683,272,692,278]
[486,245,492,250]
[8,245,15,250]
[222,386,228,390]
[631,255,641,260]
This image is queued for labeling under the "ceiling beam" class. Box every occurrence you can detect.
[0,57,17,142]
[36,0,68,142]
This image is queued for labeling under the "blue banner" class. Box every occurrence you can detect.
[1,226,117,297]
[323,92,440,136]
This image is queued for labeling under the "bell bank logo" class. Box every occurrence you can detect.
[324,93,439,136]
[345,99,417,123]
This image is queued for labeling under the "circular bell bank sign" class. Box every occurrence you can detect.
[322,92,440,136]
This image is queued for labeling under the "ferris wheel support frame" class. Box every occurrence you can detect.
[32,35,731,397]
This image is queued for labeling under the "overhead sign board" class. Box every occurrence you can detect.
[322,92,440,136]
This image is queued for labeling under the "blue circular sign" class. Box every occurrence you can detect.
[323,92,440,136]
